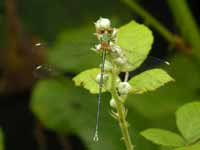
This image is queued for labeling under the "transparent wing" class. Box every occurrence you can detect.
[33,41,170,78]
[33,40,102,73]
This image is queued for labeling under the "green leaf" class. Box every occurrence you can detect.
[31,78,125,150]
[176,102,200,143]
[0,128,4,150]
[129,69,174,94]
[141,128,185,147]
[117,21,153,71]
[73,68,101,94]
[126,54,200,119]
[174,144,200,150]
[47,25,100,73]
[73,68,116,94]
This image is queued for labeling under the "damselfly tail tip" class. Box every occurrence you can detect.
[93,131,99,142]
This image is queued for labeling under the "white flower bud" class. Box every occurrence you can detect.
[110,42,122,54]
[110,98,117,108]
[114,57,127,65]
[115,78,121,85]
[95,17,111,29]
[96,73,108,84]
[118,82,132,95]
[103,60,113,71]
[95,44,101,51]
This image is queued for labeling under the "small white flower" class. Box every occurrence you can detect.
[96,73,108,84]
[104,60,113,71]
[95,17,111,29]
[118,82,132,95]
[110,42,122,54]
[95,44,101,51]
[115,78,121,85]
[110,98,117,108]
[114,57,127,65]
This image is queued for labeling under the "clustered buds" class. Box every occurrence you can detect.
[94,18,132,109]
[95,17,111,29]
[110,98,117,108]
[117,82,132,95]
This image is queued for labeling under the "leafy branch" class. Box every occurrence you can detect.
[73,20,173,149]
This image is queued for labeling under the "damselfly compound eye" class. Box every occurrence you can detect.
[95,17,111,30]
[118,82,132,95]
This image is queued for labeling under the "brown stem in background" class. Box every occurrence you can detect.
[57,135,72,150]
[1,0,44,93]
[35,121,47,150]
[120,0,192,54]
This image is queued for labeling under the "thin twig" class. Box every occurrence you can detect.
[34,121,47,150]
[124,72,129,82]
[167,0,200,59]
[120,0,191,53]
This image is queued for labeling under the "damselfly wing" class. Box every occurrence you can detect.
[33,42,170,78]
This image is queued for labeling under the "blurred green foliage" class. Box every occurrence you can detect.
[141,102,200,149]
[0,128,4,150]
[1,0,200,149]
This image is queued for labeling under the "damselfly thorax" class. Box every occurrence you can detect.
[95,28,115,51]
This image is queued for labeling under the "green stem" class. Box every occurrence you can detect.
[120,0,174,43]
[120,0,191,53]
[110,67,133,150]
[167,0,200,59]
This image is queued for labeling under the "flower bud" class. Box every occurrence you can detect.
[95,17,111,29]
[118,82,132,95]
[110,98,117,108]
[115,78,121,85]
[96,73,108,84]
[103,60,113,71]
[95,44,101,51]
[110,42,122,54]
[114,57,127,65]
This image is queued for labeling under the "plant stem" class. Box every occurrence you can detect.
[111,67,133,150]
[120,0,174,43]
[167,0,200,60]
[120,0,191,53]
